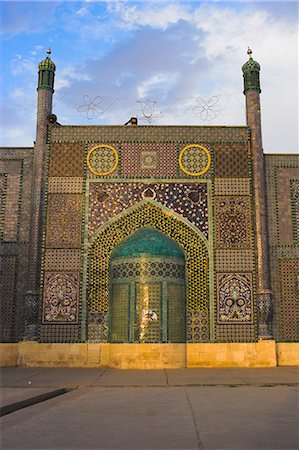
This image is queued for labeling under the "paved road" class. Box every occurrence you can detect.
[1,367,298,450]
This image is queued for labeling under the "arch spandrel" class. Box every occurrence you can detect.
[87,200,210,343]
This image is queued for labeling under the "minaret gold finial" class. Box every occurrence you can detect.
[46,48,51,57]
[247,47,253,59]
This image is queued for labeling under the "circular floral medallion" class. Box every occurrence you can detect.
[87,144,119,176]
[179,144,211,176]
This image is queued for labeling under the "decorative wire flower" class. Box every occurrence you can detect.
[137,99,162,123]
[77,95,104,120]
[192,96,222,122]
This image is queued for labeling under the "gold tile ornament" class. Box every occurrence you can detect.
[87,144,118,176]
[179,144,211,176]
[140,151,157,169]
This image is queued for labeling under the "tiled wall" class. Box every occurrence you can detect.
[39,124,258,343]
[39,139,85,342]
[266,155,299,341]
[4,127,297,344]
[214,142,256,342]
[0,148,34,342]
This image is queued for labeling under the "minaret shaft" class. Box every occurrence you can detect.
[28,90,52,293]
[243,50,273,339]
[24,51,55,340]
[246,90,271,291]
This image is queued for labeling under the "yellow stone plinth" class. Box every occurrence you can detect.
[0,341,298,368]
[277,343,299,366]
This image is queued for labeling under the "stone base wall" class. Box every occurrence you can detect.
[1,342,298,368]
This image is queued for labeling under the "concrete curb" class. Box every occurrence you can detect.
[0,388,73,417]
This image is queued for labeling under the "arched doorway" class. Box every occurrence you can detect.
[87,200,209,343]
[109,227,185,343]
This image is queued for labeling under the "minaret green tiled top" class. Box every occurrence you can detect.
[37,49,56,92]
[242,48,261,94]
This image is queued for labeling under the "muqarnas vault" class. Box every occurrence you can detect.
[0,49,298,366]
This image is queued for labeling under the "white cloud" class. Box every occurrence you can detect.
[76,7,89,16]
[109,2,191,30]
[65,66,92,82]
[0,124,35,147]
[55,77,71,90]
[55,65,92,91]
[10,88,25,99]
[137,73,179,98]
[10,57,35,76]
[1,1,297,153]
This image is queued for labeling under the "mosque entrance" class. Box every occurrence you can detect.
[109,227,186,343]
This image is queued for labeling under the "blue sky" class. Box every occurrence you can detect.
[1,1,298,153]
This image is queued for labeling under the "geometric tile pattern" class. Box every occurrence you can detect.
[111,260,185,280]
[215,250,253,272]
[51,124,249,144]
[179,145,210,176]
[46,194,82,248]
[216,323,257,342]
[110,283,130,342]
[44,249,81,271]
[87,145,118,176]
[214,143,249,178]
[290,180,299,243]
[215,197,251,249]
[48,177,83,193]
[279,259,299,341]
[186,309,209,342]
[141,151,157,169]
[0,160,22,241]
[0,174,7,240]
[217,273,253,324]
[48,143,84,177]
[42,272,79,323]
[167,283,186,343]
[0,148,34,343]
[214,178,250,196]
[89,182,208,239]
[0,160,22,175]
[88,312,108,343]
[276,168,299,245]
[39,324,79,343]
[121,143,177,178]
[87,201,209,342]
[265,156,299,342]
[0,255,16,342]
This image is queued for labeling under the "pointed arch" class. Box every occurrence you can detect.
[86,200,210,342]
[89,198,209,249]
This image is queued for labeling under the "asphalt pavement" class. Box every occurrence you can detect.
[1,367,298,450]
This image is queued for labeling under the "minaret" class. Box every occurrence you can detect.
[242,48,273,339]
[24,49,56,340]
